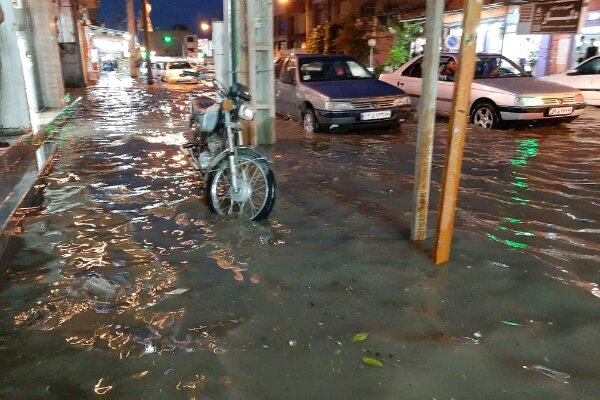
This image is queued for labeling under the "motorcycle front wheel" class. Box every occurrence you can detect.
[205,150,276,221]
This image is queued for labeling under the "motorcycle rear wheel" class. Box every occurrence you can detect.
[205,150,276,221]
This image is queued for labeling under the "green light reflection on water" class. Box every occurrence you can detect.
[488,138,539,249]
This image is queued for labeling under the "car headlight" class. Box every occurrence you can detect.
[393,96,411,106]
[325,101,353,111]
[515,96,544,107]
[239,104,255,121]
[574,93,584,103]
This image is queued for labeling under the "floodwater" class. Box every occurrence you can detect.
[1,73,599,399]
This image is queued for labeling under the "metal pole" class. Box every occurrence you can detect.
[226,0,234,84]
[411,0,443,242]
[141,0,153,85]
[127,0,137,77]
[433,0,482,264]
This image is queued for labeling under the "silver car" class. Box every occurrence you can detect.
[380,53,586,129]
[274,54,412,132]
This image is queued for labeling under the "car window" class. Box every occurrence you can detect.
[298,58,372,82]
[577,58,600,75]
[169,62,193,69]
[475,56,524,78]
[280,59,297,85]
[274,58,285,79]
[402,59,423,78]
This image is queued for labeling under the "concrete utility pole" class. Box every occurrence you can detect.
[141,0,153,85]
[411,0,444,242]
[127,0,137,77]
[227,0,275,145]
[433,0,483,264]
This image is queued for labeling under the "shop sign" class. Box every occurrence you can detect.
[518,0,583,34]
[586,11,600,27]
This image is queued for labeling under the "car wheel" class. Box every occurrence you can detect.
[302,108,321,133]
[471,101,502,129]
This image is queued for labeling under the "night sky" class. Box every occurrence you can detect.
[97,0,223,34]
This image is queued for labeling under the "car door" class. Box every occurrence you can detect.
[275,58,299,119]
[396,57,423,107]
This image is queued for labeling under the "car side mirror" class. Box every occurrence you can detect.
[383,66,394,73]
[566,69,578,76]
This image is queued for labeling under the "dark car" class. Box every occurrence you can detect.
[274,54,412,132]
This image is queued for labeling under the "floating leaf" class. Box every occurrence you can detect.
[334,349,342,356]
[362,356,383,367]
[351,332,369,343]
[501,320,522,327]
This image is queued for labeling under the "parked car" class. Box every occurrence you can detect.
[538,55,600,106]
[162,61,198,83]
[274,54,412,132]
[379,53,586,129]
[139,61,164,80]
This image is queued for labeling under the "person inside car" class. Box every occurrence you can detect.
[440,59,458,80]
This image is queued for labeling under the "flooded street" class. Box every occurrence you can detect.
[1,73,599,399]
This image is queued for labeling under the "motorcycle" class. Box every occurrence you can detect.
[181,71,276,221]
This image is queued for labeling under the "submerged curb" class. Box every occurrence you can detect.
[0,97,82,261]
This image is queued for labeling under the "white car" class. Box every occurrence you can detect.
[380,53,586,129]
[162,61,199,84]
[539,55,600,106]
[139,62,164,80]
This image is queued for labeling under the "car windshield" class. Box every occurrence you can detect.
[169,62,193,69]
[474,55,526,79]
[299,58,373,82]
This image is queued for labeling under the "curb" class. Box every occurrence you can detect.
[0,97,82,262]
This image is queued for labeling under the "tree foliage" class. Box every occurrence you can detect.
[385,22,422,68]
[305,24,326,54]
[304,16,370,63]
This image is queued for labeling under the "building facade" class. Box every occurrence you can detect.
[0,0,66,134]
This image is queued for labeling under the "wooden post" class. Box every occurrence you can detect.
[433,0,482,264]
[141,0,153,85]
[411,0,444,242]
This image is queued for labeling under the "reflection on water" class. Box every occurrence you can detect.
[1,73,599,399]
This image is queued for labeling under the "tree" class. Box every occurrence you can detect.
[305,24,326,54]
[385,22,422,69]
[305,16,369,63]
[333,16,369,63]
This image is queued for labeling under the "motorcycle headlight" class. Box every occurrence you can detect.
[325,101,353,111]
[239,104,255,121]
[515,96,544,107]
[393,96,411,106]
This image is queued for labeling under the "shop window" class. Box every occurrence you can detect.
[361,2,376,16]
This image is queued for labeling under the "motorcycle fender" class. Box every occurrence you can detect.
[203,146,271,188]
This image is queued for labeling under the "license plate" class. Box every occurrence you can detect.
[548,107,573,116]
[361,110,392,121]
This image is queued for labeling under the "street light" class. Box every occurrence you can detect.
[200,22,210,33]
[368,38,377,71]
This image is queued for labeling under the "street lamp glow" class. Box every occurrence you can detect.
[200,22,210,32]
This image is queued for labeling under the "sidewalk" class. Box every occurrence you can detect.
[0,101,80,258]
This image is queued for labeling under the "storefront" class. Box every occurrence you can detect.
[502,6,545,75]
[572,2,600,65]
[442,6,507,53]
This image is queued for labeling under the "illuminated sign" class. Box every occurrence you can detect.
[518,0,583,34]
